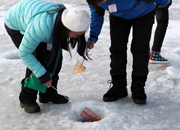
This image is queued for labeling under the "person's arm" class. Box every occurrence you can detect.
[154,0,171,8]
[18,21,52,85]
[88,5,105,43]
[165,0,172,8]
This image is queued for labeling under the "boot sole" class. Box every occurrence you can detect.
[39,100,49,103]
[39,100,68,104]
[149,60,170,64]
[39,99,69,104]
[20,102,41,113]
[132,99,146,104]
[103,93,128,102]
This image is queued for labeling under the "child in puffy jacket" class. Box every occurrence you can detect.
[4,0,90,113]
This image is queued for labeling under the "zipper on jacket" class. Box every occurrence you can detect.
[135,4,144,12]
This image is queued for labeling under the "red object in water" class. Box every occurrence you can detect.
[80,107,101,122]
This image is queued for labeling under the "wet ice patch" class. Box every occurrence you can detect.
[0,50,24,70]
[1,51,20,60]
[0,5,9,11]
[173,48,180,55]
[166,66,180,78]
[0,11,6,35]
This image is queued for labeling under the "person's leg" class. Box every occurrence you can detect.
[150,8,169,64]
[152,8,169,52]
[109,16,131,79]
[39,47,69,104]
[19,83,40,113]
[6,31,23,49]
[131,9,156,104]
[19,43,48,112]
[103,15,132,102]
[6,31,40,112]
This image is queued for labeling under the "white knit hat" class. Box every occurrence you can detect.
[61,7,90,32]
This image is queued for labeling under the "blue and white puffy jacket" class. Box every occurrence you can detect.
[88,0,169,43]
[5,0,64,79]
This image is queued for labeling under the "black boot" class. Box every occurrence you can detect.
[20,102,40,113]
[20,79,40,113]
[39,86,69,104]
[103,79,128,102]
[39,93,69,104]
[131,76,147,104]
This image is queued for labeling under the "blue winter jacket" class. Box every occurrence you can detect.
[88,0,169,43]
[5,0,64,81]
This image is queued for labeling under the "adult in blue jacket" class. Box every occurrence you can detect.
[5,0,90,113]
[86,0,170,104]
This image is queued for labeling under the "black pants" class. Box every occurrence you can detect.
[109,9,155,80]
[152,8,169,52]
[7,31,63,103]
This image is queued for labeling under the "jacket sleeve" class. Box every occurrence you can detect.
[88,5,105,43]
[18,19,52,81]
[154,0,169,7]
